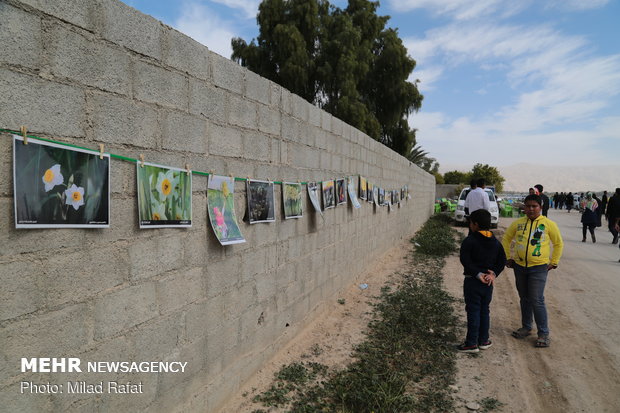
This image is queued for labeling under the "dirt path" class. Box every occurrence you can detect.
[447,209,620,412]
[220,210,620,412]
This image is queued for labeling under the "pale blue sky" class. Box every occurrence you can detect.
[124,0,620,170]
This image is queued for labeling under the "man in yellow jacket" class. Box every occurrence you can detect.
[502,194,564,348]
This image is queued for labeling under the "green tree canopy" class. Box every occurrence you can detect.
[443,170,470,185]
[470,163,505,192]
[232,0,427,160]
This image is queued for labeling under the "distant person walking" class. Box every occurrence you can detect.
[606,188,620,244]
[580,192,599,243]
[601,191,608,217]
[502,194,564,348]
[535,184,550,217]
[553,192,559,210]
[565,192,574,213]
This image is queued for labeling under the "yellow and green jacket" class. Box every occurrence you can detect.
[501,215,563,267]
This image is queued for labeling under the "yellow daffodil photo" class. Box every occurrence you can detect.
[137,162,191,228]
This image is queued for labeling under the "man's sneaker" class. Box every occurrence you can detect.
[478,340,493,350]
[456,343,479,353]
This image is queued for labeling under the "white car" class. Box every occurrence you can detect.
[454,188,500,228]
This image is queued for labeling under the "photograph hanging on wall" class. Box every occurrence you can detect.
[247,179,276,223]
[13,135,110,228]
[282,182,303,219]
[322,180,336,210]
[207,174,245,245]
[401,187,405,201]
[359,176,367,200]
[335,178,346,205]
[137,162,192,228]
[405,184,411,200]
[347,176,361,209]
[367,182,374,203]
[378,188,385,206]
[372,186,379,206]
[307,182,323,215]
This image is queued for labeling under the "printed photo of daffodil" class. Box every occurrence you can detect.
[13,135,110,228]
[137,162,192,228]
[207,174,245,245]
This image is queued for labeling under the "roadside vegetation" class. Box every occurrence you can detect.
[250,215,461,412]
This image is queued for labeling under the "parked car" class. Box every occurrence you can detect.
[454,188,500,228]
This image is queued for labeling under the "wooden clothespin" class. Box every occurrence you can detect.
[185,163,191,176]
[99,144,105,160]
[139,154,145,168]
[20,126,28,145]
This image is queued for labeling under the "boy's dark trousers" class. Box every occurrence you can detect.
[464,277,493,346]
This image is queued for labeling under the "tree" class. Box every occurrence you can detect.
[470,163,505,192]
[443,170,470,185]
[232,0,426,160]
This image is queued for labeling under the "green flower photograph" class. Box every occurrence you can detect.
[283,182,303,219]
[13,135,110,228]
[137,162,192,228]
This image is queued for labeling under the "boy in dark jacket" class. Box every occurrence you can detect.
[457,209,507,353]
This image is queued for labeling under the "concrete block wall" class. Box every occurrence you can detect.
[0,0,435,411]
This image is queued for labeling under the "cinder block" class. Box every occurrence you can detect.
[205,255,242,297]
[281,88,293,114]
[255,272,277,303]
[131,312,184,361]
[157,338,207,393]
[17,0,96,31]
[94,282,158,339]
[128,235,184,280]
[281,116,301,143]
[245,70,270,105]
[240,248,267,283]
[291,94,309,121]
[0,3,42,69]
[0,304,90,383]
[41,246,128,307]
[163,28,210,81]
[269,83,282,107]
[0,260,43,321]
[101,0,162,60]
[0,373,52,412]
[133,60,188,110]
[242,131,271,162]
[156,267,204,314]
[308,105,321,127]
[211,53,244,95]
[321,110,332,131]
[48,24,131,96]
[258,105,281,136]
[319,151,332,170]
[208,124,243,158]
[161,110,208,154]
[228,95,257,130]
[90,93,158,148]
[0,69,85,137]
[189,80,229,122]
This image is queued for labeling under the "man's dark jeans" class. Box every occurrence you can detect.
[463,277,493,346]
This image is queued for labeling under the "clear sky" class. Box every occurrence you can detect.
[124,0,620,170]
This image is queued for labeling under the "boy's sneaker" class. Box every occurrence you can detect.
[456,343,479,353]
[478,340,493,350]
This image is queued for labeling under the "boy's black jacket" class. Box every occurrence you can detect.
[460,231,507,277]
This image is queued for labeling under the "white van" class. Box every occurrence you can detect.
[454,188,499,228]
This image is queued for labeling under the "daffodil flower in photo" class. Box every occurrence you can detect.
[64,184,85,210]
[155,170,178,199]
[151,202,167,220]
[42,164,64,192]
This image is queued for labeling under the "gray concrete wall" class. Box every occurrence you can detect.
[0,0,435,411]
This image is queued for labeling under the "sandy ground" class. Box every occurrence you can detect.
[221,209,620,412]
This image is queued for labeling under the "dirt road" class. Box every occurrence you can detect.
[447,209,620,412]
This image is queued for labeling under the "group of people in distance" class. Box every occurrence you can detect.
[456,184,620,353]
[458,187,560,352]
[573,188,620,245]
